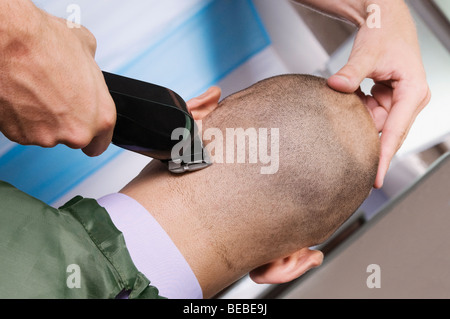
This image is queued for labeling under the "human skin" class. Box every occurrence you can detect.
[120,75,380,298]
[0,0,430,180]
[296,0,431,188]
[0,0,116,156]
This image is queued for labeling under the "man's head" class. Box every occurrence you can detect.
[121,74,380,297]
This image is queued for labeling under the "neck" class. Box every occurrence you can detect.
[120,160,243,298]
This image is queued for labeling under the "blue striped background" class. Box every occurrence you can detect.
[0,0,271,204]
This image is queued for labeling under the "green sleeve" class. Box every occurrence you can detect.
[0,181,165,299]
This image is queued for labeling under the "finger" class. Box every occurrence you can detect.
[368,83,394,132]
[82,127,114,157]
[371,82,394,113]
[328,49,375,93]
[373,95,421,188]
[366,103,388,132]
[82,87,116,157]
[357,89,388,132]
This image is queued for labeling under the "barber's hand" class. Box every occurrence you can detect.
[0,2,116,157]
[327,0,431,188]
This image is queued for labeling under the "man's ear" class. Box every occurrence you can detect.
[249,248,324,284]
[186,86,221,120]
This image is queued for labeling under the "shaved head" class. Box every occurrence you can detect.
[188,74,380,268]
[123,74,380,273]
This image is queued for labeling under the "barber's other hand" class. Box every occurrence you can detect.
[0,1,116,157]
[327,0,431,188]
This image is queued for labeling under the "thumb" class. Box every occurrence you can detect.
[327,47,376,93]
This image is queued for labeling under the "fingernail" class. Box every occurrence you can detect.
[333,75,351,85]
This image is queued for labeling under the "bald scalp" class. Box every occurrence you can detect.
[191,74,380,266]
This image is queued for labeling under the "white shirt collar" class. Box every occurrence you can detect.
[97,193,202,299]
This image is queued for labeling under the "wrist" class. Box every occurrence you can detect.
[294,0,366,26]
[337,0,368,27]
[332,0,404,28]
[358,0,409,28]
[0,1,48,50]
[294,0,407,28]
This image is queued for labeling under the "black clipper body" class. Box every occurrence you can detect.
[103,71,211,173]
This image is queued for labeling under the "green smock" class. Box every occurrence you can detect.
[0,181,164,299]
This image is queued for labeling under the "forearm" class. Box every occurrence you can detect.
[293,0,410,28]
